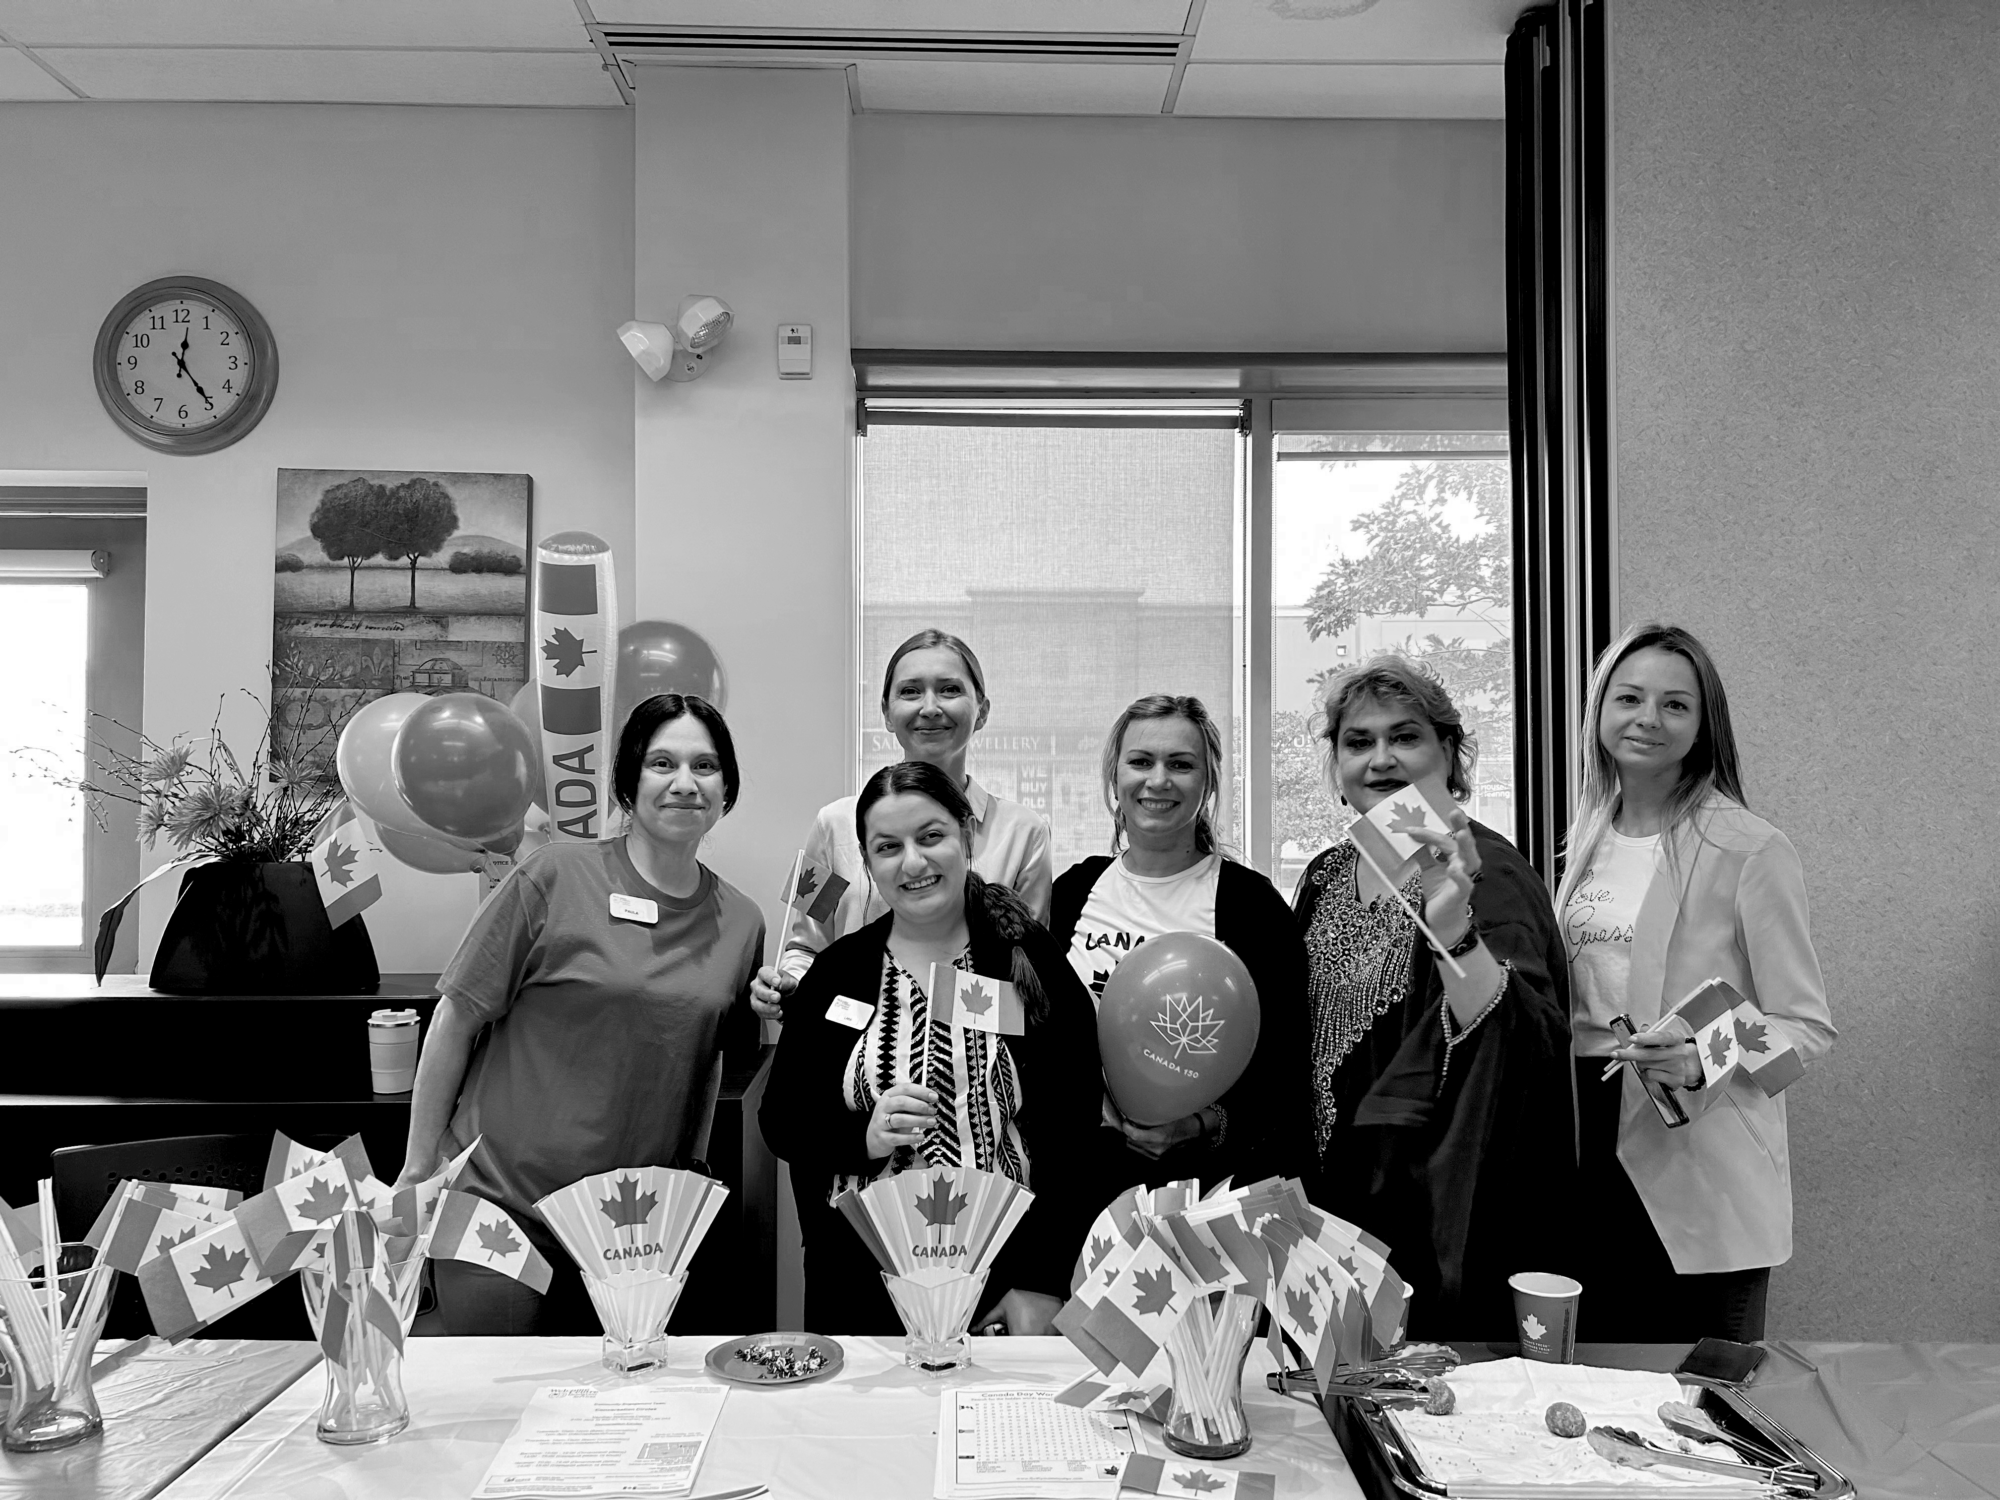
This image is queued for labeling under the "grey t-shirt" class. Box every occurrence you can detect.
[437,838,763,1246]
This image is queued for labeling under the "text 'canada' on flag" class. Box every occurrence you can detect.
[780,851,849,924]
[309,802,382,929]
[426,1188,553,1294]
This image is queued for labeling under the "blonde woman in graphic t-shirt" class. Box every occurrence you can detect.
[1559,624,1836,1344]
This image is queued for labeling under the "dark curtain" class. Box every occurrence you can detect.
[1505,0,1614,889]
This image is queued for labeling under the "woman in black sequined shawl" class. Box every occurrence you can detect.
[1291,657,1572,1340]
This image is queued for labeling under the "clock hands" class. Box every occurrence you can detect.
[167,329,215,411]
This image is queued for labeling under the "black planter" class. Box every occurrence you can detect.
[149,861,380,995]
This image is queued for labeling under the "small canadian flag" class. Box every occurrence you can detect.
[780,850,849,924]
[310,802,383,929]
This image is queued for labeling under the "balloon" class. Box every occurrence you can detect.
[507,680,548,812]
[391,692,538,845]
[532,532,615,842]
[377,824,486,876]
[615,620,726,729]
[337,692,482,849]
[1096,932,1260,1127]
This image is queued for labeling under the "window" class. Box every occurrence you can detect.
[852,369,1518,900]
[856,409,1244,870]
[1268,431,1514,899]
[0,502,146,973]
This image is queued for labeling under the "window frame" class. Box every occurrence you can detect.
[851,355,1524,886]
[0,506,146,975]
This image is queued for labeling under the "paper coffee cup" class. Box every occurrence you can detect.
[368,1009,422,1094]
[1508,1272,1581,1362]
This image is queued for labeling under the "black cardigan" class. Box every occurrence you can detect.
[758,912,1102,1303]
[1049,856,1312,1192]
[1291,821,1574,1338]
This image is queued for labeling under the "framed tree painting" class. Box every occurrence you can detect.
[272,468,531,786]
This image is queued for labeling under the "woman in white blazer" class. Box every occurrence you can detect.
[1556,623,1835,1342]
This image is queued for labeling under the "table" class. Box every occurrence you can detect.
[0,1338,322,1500]
[155,1336,1365,1500]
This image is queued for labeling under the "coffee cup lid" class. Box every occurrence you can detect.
[369,1008,421,1025]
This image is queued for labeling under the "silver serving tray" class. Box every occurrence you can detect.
[1322,1380,1855,1500]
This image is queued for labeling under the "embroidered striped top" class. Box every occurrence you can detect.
[834,949,1028,1201]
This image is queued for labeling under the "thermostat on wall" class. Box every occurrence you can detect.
[777,323,812,379]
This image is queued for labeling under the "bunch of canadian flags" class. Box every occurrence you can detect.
[15,1131,550,1351]
[1052,1177,1410,1432]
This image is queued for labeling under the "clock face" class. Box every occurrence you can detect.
[112,293,253,433]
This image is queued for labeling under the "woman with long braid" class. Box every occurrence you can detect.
[760,762,1099,1335]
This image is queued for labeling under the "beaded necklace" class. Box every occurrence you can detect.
[1302,841,1424,1151]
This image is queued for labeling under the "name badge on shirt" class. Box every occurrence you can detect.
[608,893,658,925]
[826,995,875,1030]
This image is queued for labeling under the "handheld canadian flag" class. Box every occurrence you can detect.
[1669,978,1807,1096]
[1080,1235,1198,1376]
[136,1218,280,1341]
[426,1189,553,1294]
[1348,773,1460,876]
[1120,1456,1276,1500]
[1672,979,1744,1088]
[309,803,382,929]
[928,963,1025,1037]
[781,851,849,925]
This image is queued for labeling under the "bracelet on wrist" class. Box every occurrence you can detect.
[1436,915,1482,959]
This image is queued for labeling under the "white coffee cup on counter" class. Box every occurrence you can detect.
[367,1009,422,1094]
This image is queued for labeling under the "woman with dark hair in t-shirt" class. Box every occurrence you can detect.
[760,761,1099,1336]
[395,693,765,1335]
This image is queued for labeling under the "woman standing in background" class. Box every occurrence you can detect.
[1560,623,1835,1342]
[750,629,1051,1019]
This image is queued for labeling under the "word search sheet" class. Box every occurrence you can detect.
[939,1387,1135,1497]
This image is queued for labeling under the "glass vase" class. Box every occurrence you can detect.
[299,1248,418,1445]
[584,1271,686,1375]
[0,1244,116,1453]
[1160,1288,1259,1460]
[881,1270,987,1373]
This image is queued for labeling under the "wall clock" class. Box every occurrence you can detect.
[93,276,279,454]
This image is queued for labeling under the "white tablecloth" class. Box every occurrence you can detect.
[155,1336,1365,1500]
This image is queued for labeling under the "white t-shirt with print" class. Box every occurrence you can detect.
[1065,853,1222,1008]
[1563,829,1661,1056]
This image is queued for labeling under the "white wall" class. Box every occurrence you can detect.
[853,115,1505,352]
[0,102,636,969]
[1611,0,2000,1338]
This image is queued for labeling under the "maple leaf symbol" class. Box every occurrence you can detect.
[1089,968,1112,999]
[795,866,818,899]
[1132,1265,1178,1318]
[1386,798,1434,837]
[322,838,358,888]
[474,1218,522,1262]
[598,1175,659,1232]
[1088,1234,1116,1271]
[1285,1286,1320,1338]
[913,1174,969,1231]
[156,1224,200,1258]
[1337,1253,1361,1281]
[1172,1471,1227,1495]
[1706,1024,1735,1070]
[190,1242,251,1296]
[1522,1313,1547,1340]
[960,979,994,1015]
[1734,1015,1771,1055]
[294,1176,351,1224]
[1151,993,1223,1058]
[540,625,594,678]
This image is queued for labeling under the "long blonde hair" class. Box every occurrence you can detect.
[1555,623,1747,924]
[1101,694,1226,858]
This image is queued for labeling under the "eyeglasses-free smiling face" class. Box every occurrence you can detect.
[881,646,987,766]
[630,715,727,848]
[1599,645,1702,781]
[1332,695,1452,816]
[1114,715,1209,849]
[861,790,970,927]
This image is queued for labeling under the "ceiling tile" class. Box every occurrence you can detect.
[594,1,1193,34]
[1174,61,1501,117]
[1190,0,1517,63]
[36,47,624,106]
[0,0,588,49]
[856,59,1171,114]
[0,46,75,97]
